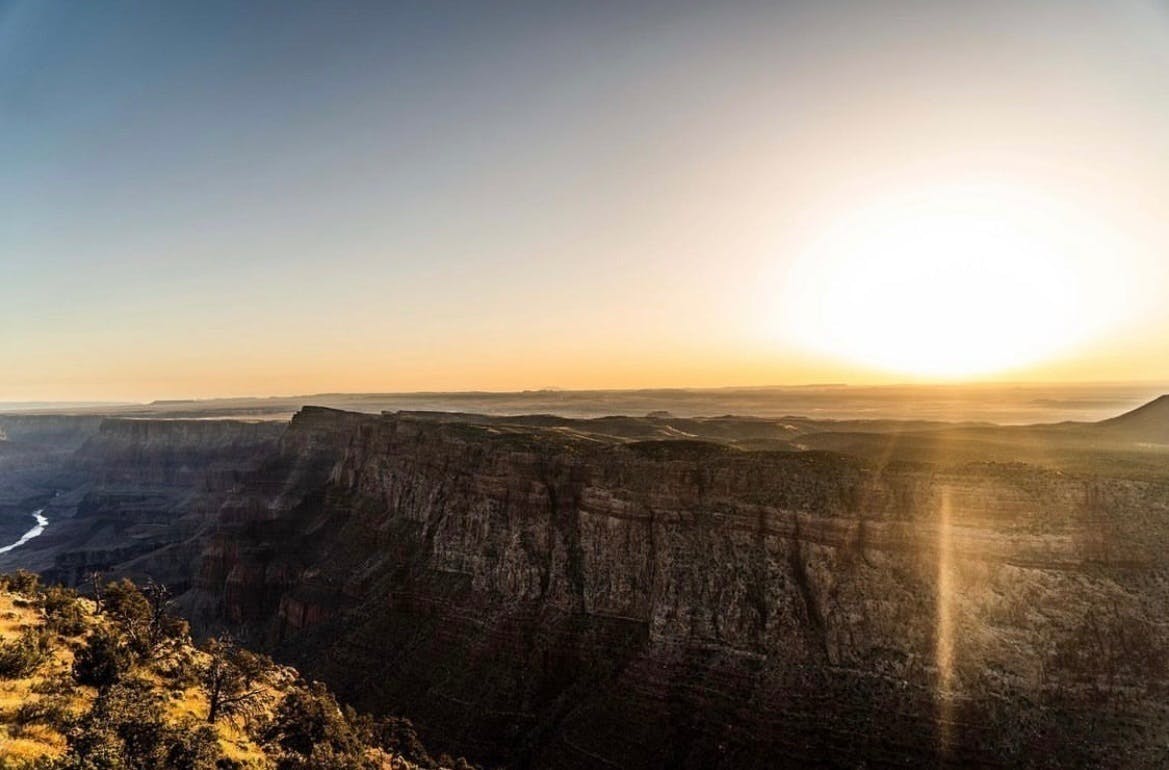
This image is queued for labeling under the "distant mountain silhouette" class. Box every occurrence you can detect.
[1096,394,1169,443]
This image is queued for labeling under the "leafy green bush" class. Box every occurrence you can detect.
[99,579,154,654]
[0,750,59,770]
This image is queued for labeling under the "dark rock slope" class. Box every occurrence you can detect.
[187,408,1169,769]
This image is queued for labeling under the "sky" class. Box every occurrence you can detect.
[2,0,1169,401]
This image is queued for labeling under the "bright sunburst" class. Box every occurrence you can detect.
[780,185,1131,379]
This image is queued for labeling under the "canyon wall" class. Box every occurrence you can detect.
[0,418,282,580]
[5,407,1169,766]
[193,409,1169,769]
[0,415,105,540]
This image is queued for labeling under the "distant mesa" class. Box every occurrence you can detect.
[1096,394,1169,443]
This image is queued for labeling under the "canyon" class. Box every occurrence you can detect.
[3,400,1169,768]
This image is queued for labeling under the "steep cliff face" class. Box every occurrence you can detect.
[196,410,1169,769]
[0,414,105,447]
[70,418,284,487]
[184,407,370,627]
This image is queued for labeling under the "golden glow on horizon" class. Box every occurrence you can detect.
[778,185,1138,379]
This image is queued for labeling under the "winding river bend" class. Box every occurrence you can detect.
[0,509,48,554]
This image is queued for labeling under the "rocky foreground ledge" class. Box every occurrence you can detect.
[0,572,471,770]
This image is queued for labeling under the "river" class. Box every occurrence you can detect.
[0,509,48,554]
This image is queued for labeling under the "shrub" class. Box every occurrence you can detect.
[366,715,432,766]
[0,569,42,595]
[275,744,371,770]
[155,645,202,688]
[43,586,89,636]
[164,723,221,770]
[0,751,58,770]
[100,579,154,652]
[100,578,187,655]
[73,627,133,688]
[58,678,222,770]
[0,626,52,678]
[262,682,364,763]
[32,671,77,695]
[15,694,72,727]
[200,634,273,725]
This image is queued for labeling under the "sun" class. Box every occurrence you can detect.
[778,184,1127,379]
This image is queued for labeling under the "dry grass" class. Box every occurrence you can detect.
[0,593,83,763]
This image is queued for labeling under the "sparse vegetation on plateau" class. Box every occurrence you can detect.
[0,574,474,770]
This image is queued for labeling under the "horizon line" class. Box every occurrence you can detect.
[4,378,1169,408]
